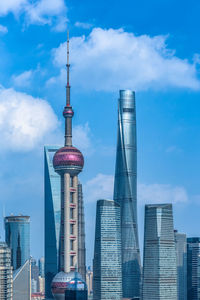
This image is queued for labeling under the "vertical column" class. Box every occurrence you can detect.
[73,175,78,269]
[63,172,70,273]
[60,175,64,271]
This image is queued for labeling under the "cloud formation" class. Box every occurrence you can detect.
[0,86,59,151]
[83,173,114,203]
[138,183,188,204]
[51,28,200,91]
[12,70,33,87]
[0,0,67,31]
[83,173,188,204]
[0,24,8,34]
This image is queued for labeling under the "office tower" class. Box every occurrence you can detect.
[113,89,141,298]
[0,242,13,300]
[44,145,61,299]
[4,215,30,270]
[13,259,31,300]
[93,199,122,300]
[142,204,177,300]
[38,276,45,293]
[86,267,93,298]
[31,258,39,293]
[39,257,45,278]
[51,33,86,300]
[187,237,200,300]
[174,230,187,300]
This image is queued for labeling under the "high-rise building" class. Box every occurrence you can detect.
[142,204,177,300]
[187,237,200,300]
[13,259,31,300]
[44,145,61,299]
[38,257,44,278]
[93,199,122,300]
[0,242,13,300]
[51,33,86,300]
[174,230,187,300]
[113,90,141,298]
[86,267,93,298]
[4,215,30,270]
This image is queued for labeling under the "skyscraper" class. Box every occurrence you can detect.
[113,90,141,298]
[187,237,200,300]
[13,259,31,300]
[5,215,30,270]
[44,145,61,299]
[51,33,86,300]
[93,199,122,300]
[174,230,187,300]
[142,204,177,300]
[38,257,45,278]
[0,242,13,300]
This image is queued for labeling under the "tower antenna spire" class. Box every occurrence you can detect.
[66,30,70,106]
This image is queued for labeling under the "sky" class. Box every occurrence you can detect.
[0,0,200,266]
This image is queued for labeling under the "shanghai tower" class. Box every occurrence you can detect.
[114,90,141,298]
[51,33,86,300]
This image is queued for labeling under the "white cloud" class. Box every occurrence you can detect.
[83,174,114,203]
[0,0,27,16]
[75,21,93,29]
[12,70,33,87]
[138,183,188,204]
[0,86,60,151]
[73,123,93,154]
[83,173,188,205]
[51,28,200,91]
[25,0,67,30]
[0,24,8,34]
[0,0,67,31]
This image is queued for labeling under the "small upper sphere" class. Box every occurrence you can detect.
[63,106,74,118]
[53,146,84,175]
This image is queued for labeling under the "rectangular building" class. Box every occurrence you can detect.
[142,204,177,300]
[93,199,122,300]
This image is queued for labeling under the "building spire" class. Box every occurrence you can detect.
[66,30,70,106]
[63,31,74,147]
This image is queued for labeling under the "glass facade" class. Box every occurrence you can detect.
[13,259,31,300]
[44,146,61,299]
[113,90,141,298]
[0,242,13,300]
[142,204,178,300]
[93,200,122,300]
[187,237,200,300]
[4,215,30,271]
[174,231,187,300]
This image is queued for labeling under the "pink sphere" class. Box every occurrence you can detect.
[53,146,84,175]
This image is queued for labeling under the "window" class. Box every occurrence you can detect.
[70,224,74,234]
[70,176,73,187]
[70,256,74,266]
[70,193,73,203]
[70,208,74,219]
[70,240,74,251]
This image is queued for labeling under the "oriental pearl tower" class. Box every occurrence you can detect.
[51,33,86,300]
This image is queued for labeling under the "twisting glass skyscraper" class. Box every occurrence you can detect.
[114,90,141,298]
[51,33,86,300]
[142,204,177,300]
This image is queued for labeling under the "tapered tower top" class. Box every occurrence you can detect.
[53,32,84,175]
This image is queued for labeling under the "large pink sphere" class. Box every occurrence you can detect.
[53,146,84,175]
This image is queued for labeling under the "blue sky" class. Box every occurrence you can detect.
[0,0,200,266]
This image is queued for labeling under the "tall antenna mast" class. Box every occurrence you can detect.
[66,30,70,106]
